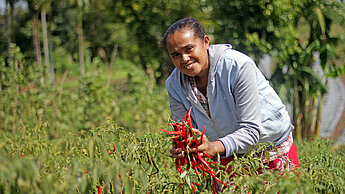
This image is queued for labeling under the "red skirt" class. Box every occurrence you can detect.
[220,142,300,172]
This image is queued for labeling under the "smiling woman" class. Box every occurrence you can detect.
[166,30,209,76]
[163,17,300,185]
[165,30,210,96]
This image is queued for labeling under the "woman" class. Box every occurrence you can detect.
[163,17,299,171]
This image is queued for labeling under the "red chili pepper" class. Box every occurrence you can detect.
[160,129,182,136]
[209,171,227,187]
[191,183,196,194]
[179,179,186,188]
[186,108,194,136]
[202,151,213,159]
[98,185,101,194]
[119,169,124,194]
[197,152,212,170]
[194,163,200,177]
[192,154,200,176]
[161,107,227,193]
[176,159,183,173]
[200,125,206,142]
[212,178,218,194]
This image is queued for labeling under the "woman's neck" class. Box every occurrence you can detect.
[195,65,209,96]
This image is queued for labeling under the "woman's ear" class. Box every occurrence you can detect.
[204,35,210,49]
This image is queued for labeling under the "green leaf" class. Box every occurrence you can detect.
[314,7,326,40]
[180,170,187,179]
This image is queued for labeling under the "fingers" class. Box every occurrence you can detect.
[172,141,177,148]
[191,128,201,135]
[196,144,207,152]
[170,147,183,158]
[170,128,210,158]
[170,147,181,154]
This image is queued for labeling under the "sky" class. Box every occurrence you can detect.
[0,0,28,14]
[0,0,4,14]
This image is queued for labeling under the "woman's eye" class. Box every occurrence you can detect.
[171,53,179,59]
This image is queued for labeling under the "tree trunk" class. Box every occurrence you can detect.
[5,0,11,57]
[302,81,310,139]
[41,8,51,83]
[110,44,118,69]
[315,94,325,137]
[293,79,303,142]
[77,8,85,76]
[48,11,55,85]
[77,25,85,76]
[78,28,85,76]
[33,13,44,84]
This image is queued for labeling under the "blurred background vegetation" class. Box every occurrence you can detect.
[1,0,345,139]
[1,0,345,193]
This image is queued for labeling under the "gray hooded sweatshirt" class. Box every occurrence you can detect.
[166,44,291,157]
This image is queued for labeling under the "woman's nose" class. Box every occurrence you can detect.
[181,54,189,63]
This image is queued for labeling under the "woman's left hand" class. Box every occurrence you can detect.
[191,128,225,157]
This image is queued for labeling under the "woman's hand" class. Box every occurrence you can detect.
[191,128,225,157]
[170,142,183,158]
[170,128,226,158]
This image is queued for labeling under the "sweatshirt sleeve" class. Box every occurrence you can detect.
[167,91,187,123]
[218,61,261,157]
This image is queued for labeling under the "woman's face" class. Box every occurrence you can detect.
[166,28,210,78]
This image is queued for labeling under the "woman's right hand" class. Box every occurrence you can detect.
[170,142,183,158]
[170,128,225,158]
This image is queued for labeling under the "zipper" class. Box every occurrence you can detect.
[187,96,221,137]
[186,96,208,117]
[206,84,222,137]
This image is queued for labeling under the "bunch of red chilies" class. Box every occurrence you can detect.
[161,108,227,194]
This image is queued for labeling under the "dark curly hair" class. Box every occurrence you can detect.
[162,17,206,50]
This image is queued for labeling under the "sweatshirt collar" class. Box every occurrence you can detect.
[178,44,232,96]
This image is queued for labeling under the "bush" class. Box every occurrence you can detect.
[1,120,344,193]
[1,47,344,193]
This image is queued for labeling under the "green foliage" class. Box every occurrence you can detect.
[212,0,344,141]
[1,2,345,193]
[2,48,343,193]
[211,0,302,61]
[1,119,344,193]
[116,67,170,133]
[52,47,80,75]
[269,0,345,141]
[298,139,345,193]
[111,0,212,82]
[0,120,176,193]
[0,45,170,134]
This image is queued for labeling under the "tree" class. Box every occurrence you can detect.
[27,0,45,83]
[5,0,19,61]
[272,0,345,141]
[37,0,54,84]
[211,0,302,62]
[211,0,345,141]
[113,0,211,83]
[69,0,89,76]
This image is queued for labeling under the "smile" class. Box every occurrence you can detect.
[184,63,194,70]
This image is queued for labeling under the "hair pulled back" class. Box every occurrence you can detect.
[162,17,205,49]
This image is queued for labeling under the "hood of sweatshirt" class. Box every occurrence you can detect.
[176,44,233,96]
[207,44,232,84]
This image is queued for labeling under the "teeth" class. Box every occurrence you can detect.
[185,63,193,69]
